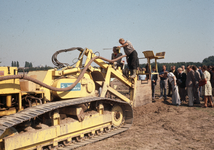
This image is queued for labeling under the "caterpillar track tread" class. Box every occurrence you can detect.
[0,97,133,150]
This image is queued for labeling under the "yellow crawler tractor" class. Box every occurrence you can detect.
[0,47,137,150]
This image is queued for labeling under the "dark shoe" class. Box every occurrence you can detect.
[194,102,200,104]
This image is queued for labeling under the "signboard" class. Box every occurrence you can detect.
[60,83,81,91]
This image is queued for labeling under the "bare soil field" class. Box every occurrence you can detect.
[76,82,214,150]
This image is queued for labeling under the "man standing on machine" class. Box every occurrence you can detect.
[118,38,139,78]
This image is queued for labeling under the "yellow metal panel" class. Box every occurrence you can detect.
[107,86,130,103]
[59,113,111,135]
[84,49,92,68]
[51,77,95,99]
[38,70,54,100]
[130,77,137,106]
[0,107,16,116]
[27,70,49,83]
[4,113,112,150]
[0,67,21,94]
[62,68,80,76]
[4,126,57,150]
[110,68,132,87]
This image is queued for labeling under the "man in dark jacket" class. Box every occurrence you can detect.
[192,65,201,104]
[151,66,158,100]
[177,67,186,102]
[111,47,123,69]
[159,65,168,100]
[186,65,196,106]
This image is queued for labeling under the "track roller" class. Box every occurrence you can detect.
[48,145,58,150]
[104,126,111,133]
[96,129,103,135]
[63,139,72,146]
[111,105,124,127]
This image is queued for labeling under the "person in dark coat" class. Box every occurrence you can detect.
[177,67,186,102]
[186,65,196,106]
[159,65,168,101]
[192,65,201,104]
[151,66,158,100]
[111,46,123,69]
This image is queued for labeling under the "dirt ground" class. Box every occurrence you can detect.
[76,82,214,150]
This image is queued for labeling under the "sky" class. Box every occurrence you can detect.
[0,0,214,67]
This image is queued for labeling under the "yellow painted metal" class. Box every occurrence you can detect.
[51,77,95,99]
[4,113,112,150]
[0,127,18,139]
[60,107,83,116]
[142,51,165,59]
[62,67,80,76]
[87,50,109,70]
[75,49,85,68]
[111,105,123,127]
[52,110,60,126]
[0,107,16,116]
[100,66,112,97]
[0,67,21,94]
[98,103,104,114]
[93,65,132,103]
[107,86,130,103]
[0,48,138,149]
[130,77,137,106]
[6,95,12,108]
[84,49,92,68]
[18,92,22,111]
[27,70,54,101]
[141,50,165,78]
[110,68,132,87]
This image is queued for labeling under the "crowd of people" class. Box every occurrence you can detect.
[157,65,214,107]
[113,38,214,108]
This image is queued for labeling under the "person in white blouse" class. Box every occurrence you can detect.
[163,71,181,106]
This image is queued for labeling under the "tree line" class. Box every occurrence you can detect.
[11,61,20,67]
[11,61,53,72]
[139,56,214,72]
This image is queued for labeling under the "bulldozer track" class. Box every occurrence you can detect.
[0,97,133,149]
[58,125,130,150]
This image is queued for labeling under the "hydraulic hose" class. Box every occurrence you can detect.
[0,54,126,91]
[52,47,84,68]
